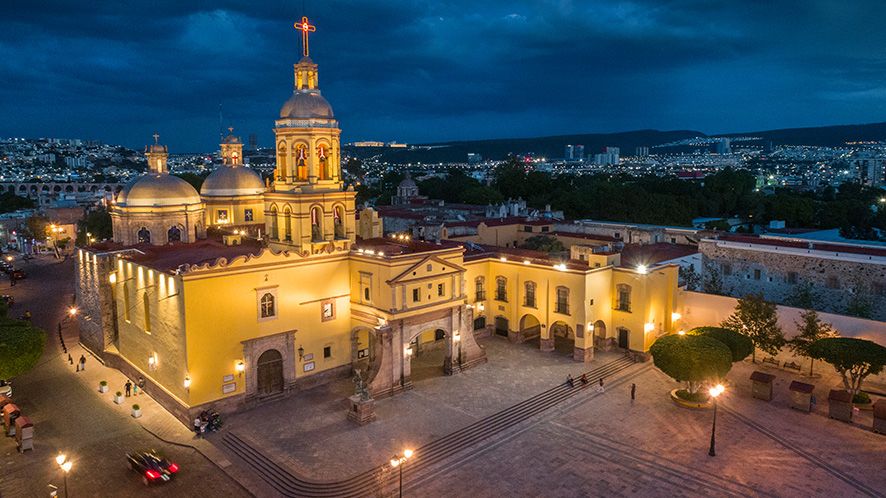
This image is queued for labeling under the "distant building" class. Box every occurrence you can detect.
[564,145,574,160]
[853,151,886,187]
[716,138,732,155]
[635,146,649,157]
[248,133,258,150]
[594,147,619,166]
[467,153,482,164]
[574,145,585,161]
[353,141,385,147]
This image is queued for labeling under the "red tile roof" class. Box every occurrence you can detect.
[125,239,264,273]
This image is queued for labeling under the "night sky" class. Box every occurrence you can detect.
[3,1,885,152]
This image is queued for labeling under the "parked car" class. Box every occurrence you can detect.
[0,380,11,398]
[126,450,179,485]
[1,295,14,306]
[11,270,25,280]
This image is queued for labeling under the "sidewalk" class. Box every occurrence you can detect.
[59,319,261,496]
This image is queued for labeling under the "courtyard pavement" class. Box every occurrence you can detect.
[0,254,251,498]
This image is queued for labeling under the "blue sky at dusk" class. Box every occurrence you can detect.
[2,1,885,151]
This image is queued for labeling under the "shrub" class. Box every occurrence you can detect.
[675,389,709,403]
[853,392,871,404]
[688,327,754,362]
[809,338,886,404]
[132,404,140,410]
[99,380,108,386]
[0,318,45,379]
[115,391,122,396]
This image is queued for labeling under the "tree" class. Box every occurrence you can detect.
[0,318,46,380]
[77,206,113,244]
[784,282,818,309]
[649,334,733,395]
[679,265,701,291]
[25,215,49,239]
[721,293,785,362]
[702,260,723,295]
[518,235,565,254]
[788,309,837,376]
[808,338,886,404]
[688,327,754,362]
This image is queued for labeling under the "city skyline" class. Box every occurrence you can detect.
[3,1,886,151]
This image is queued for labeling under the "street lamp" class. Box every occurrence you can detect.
[708,384,725,457]
[389,449,414,498]
[55,453,72,498]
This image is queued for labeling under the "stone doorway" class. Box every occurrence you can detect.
[550,321,574,356]
[617,328,630,350]
[256,349,284,395]
[494,316,509,337]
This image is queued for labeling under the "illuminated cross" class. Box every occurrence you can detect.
[228,126,234,134]
[152,132,160,144]
[295,16,316,57]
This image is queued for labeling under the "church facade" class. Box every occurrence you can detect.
[75,19,680,423]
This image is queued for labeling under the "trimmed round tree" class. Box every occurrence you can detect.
[0,319,45,380]
[688,327,754,362]
[650,334,733,396]
[808,338,886,404]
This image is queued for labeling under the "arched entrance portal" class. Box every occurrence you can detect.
[410,328,448,382]
[550,321,574,356]
[256,349,284,395]
[519,314,541,342]
[593,320,609,349]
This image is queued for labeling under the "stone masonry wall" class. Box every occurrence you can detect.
[699,240,886,321]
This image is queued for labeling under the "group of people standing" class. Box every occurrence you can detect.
[124,377,146,397]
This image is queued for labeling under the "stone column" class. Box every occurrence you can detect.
[366,325,403,399]
[456,305,487,370]
[539,337,555,352]
[573,346,594,362]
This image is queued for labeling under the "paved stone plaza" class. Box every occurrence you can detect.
[217,335,885,497]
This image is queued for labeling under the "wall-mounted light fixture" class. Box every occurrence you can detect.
[235,360,245,376]
[183,376,191,390]
[298,346,305,360]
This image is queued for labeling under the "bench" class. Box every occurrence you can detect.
[783,361,802,372]
[762,357,780,367]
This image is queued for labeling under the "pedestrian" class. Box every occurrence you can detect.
[566,374,574,387]
[138,376,146,395]
[193,416,203,437]
[630,383,636,401]
[78,354,86,372]
[9,273,15,287]
[133,383,139,396]
[596,377,605,393]
[125,380,132,397]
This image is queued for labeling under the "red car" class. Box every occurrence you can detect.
[126,450,179,485]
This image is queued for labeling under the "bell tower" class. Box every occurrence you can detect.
[264,17,355,255]
[220,127,244,166]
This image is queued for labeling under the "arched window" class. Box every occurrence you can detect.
[260,293,276,318]
[524,281,536,307]
[268,207,278,240]
[317,144,329,180]
[283,208,292,241]
[276,142,288,180]
[143,293,152,333]
[616,284,632,312]
[475,276,485,301]
[333,205,345,239]
[137,227,151,244]
[167,226,181,243]
[295,144,308,181]
[556,286,569,315]
[311,206,323,242]
[495,276,507,302]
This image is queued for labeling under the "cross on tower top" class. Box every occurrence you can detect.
[152,132,160,145]
[295,16,316,58]
[228,126,234,134]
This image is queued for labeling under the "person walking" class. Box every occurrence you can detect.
[124,380,132,397]
[630,383,636,401]
[77,354,86,372]
[137,377,146,396]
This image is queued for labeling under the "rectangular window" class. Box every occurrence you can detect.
[495,277,507,302]
[323,346,332,359]
[556,288,569,315]
[217,209,228,222]
[524,225,533,232]
[787,272,798,285]
[670,237,677,244]
[541,226,549,233]
[614,232,621,239]
[524,283,536,308]
[437,283,445,296]
[616,285,632,312]
[874,282,886,297]
[475,278,486,301]
[244,208,254,222]
[321,300,335,322]
[721,263,733,276]
[753,269,761,280]
[257,288,278,321]
[826,276,840,289]
[412,288,421,302]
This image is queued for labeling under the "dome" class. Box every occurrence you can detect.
[117,173,202,207]
[222,134,241,144]
[279,91,334,120]
[201,165,265,197]
[398,172,417,189]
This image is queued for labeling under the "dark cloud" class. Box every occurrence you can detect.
[1,0,885,151]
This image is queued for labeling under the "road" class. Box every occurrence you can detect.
[0,254,249,498]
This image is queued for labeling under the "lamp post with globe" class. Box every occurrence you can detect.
[708,384,725,457]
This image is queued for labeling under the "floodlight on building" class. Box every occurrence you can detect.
[671,312,681,321]
[235,360,245,376]
[637,264,648,275]
[183,376,191,390]
[644,322,655,333]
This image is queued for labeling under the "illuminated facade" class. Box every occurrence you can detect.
[75,18,681,423]
[201,129,266,233]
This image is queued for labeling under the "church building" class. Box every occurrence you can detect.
[75,18,679,424]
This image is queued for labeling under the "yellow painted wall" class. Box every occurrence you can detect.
[180,253,353,406]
